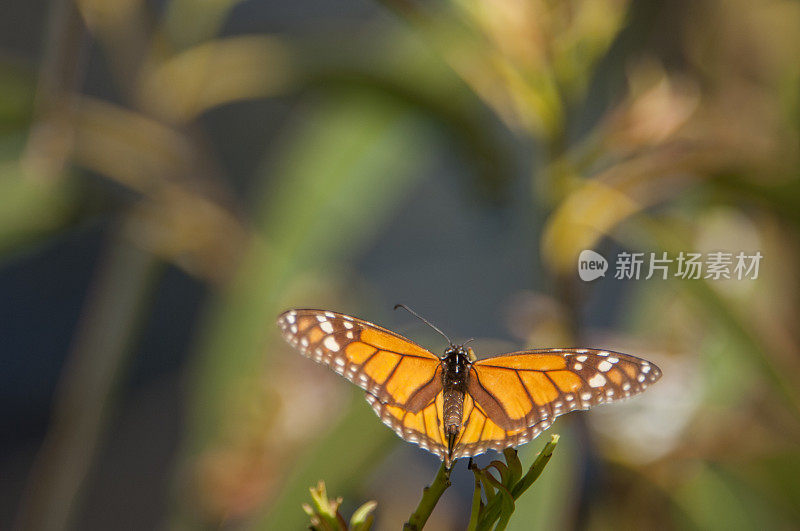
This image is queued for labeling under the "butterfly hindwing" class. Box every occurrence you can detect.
[277,309,443,413]
[365,391,448,460]
[452,393,554,460]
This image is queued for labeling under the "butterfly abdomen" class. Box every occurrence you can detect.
[441,347,471,447]
[442,387,465,434]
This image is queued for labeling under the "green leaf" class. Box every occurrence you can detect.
[487,460,510,486]
[505,432,573,531]
[503,448,522,487]
[511,435,560,499]
[350,500,377,531]
[473,467,497,504]
[466,476,483,531]
[476,482,514,531]
[492,484,516,531]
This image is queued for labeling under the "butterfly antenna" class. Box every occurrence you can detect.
[394,304,453,346]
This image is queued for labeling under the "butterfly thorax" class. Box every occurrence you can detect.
[441,347,471,454]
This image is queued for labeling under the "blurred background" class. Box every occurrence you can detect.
[1,0,799,529]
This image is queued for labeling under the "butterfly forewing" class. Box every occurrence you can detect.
[461,348,662,450]
[276,309,443,413]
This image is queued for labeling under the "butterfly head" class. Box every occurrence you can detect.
[443,336,477,362]
[442,344,473,365]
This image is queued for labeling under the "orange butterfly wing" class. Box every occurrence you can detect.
[277,309,448,457]
[365,391,450,461]
[452,349,661,459]
[277,309,443,410]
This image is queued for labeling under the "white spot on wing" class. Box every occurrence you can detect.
[319,321,334,334]
[598,360,612,372]
[324,336,340,351]
[588,373,606,388]
[576,355,588,362]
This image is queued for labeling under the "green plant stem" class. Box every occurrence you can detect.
[403,462,451,531]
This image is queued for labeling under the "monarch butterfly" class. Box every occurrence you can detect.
[277,307,661,467]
